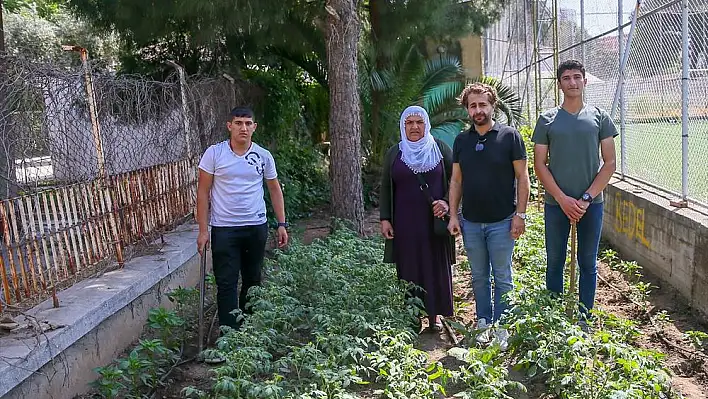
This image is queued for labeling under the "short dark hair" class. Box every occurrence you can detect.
[229,106,255,120]
[557,60,586,81]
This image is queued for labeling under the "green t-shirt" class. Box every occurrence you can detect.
[531,105,618,205]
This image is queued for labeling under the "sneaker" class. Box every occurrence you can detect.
[492,328,510,351]
[577,320,590,334]
[201,349,226,364]
[475,318,492,344]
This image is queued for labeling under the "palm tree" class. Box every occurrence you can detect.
[361,46,525,157]
[423,74,525,148]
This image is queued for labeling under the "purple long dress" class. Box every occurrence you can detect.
[392,152,454,317]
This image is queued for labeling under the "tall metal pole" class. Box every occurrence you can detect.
[532,0,541,117]
[618,0,627,178]
[166,61,193,160]
[580,0,586,64]
[553,0,560,104]
[516,0,521,100]
[222,73,236,109]
[63,45,107,179]
[611,0,642,120]
[523,0,532,122]
[0,0,6,53]
[680,0,689,203]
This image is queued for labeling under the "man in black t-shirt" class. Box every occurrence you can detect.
[448,83,530,348]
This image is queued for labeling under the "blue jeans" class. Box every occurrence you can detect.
[544,203,603,316]
[460,215,515,323]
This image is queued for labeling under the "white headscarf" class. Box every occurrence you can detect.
[398,105,442,174]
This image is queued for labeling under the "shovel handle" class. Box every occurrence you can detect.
[566,223,578,318]
[198,247,207,353]
[569,223,577,288]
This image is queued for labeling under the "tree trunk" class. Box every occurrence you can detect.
[325,0,365,234]
[368,0,383,168]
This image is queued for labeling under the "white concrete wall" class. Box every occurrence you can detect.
[0,222,205,399]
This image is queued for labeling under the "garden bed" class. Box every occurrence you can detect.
[80,209,708,399]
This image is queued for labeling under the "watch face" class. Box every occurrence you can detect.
[582,193,592,202]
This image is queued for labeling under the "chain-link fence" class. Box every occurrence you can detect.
[484,0,708,206]
[0,54,255,309]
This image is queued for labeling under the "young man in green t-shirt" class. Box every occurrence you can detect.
[531,60,618,323]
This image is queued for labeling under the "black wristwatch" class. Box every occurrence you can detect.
[581,192,593,203]
[277,222,289,228]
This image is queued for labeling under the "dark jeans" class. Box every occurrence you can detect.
[544,203,603,316]
[211,223,268,329]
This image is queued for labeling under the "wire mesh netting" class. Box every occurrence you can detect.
[0,55,255,309]
[484,0,708,205]
[0,56,249,198]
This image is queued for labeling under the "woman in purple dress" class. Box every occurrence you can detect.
[379,106,455,333]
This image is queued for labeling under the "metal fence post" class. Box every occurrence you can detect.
[611,1,642,179]
[618,0,627,179]
[166,61,192,160]
[222,73,236,108]
[63,45,106,179]
[680,0,690,204]
[522,0,532,123]
[580,0,586,65]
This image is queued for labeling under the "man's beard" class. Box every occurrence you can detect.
[472,112,491,126]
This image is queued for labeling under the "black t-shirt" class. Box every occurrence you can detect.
[452,123,527,223]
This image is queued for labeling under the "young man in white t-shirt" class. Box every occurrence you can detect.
[196,106,288,329]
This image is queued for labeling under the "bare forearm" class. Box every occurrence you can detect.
[270,186,286,223]
[449,181,462,216]
[197,189,210,233]
[516,173,530,213]
[586,161,616,199]
[535,162,566,202]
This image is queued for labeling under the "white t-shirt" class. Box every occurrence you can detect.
[198,140,278,227]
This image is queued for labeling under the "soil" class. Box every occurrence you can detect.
[82,207,708,398]
[593,257,708,398]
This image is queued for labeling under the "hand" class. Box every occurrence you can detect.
[197,231,209,255]
[277,226,289,248]
[432,200,449,219]
[510,215,526,239]
[558,195,585,223]
[381,220,394,239]
[447,216,461,236]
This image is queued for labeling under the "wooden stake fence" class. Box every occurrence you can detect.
[0,159,196,310]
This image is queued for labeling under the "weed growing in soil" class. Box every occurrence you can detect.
[184,224,522,398]
[94,212,689,398]
[503,211,683,399]
[91,285,203,398]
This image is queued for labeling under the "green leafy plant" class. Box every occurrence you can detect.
[503,210,683,399]
[90,285,197,399]
[187,225,519,398]
[118,351,153,397]
[91,364,126,399]
[147,307,185,349]
[685,330,708,351]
